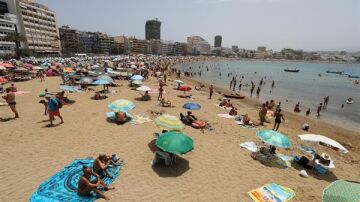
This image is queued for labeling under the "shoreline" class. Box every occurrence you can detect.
[175,75,359,138]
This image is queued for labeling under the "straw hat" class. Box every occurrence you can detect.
[321,153,331,161]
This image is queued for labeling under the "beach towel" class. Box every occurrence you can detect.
[235,121,257,129]
[12,91,31,95]
[248,183,295,202]
[217,114,235,119]
[130,115,152,125]
[30,158,122,202]
[240,142,258,152]
[277,154,294,167]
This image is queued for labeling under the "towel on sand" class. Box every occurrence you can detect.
[12,91,31,95]
[131,115,152,125]
[248,183,295,202]
[217,114,235,119]
[30,158,122,202]
[235,121,257,129]
[240,142,258,152]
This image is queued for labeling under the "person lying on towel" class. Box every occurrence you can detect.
[115,111,128,124]
[78,166,114,201]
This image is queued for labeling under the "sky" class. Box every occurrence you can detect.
[37,0,360,51]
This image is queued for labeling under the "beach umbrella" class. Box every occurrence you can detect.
[24,63,33,69]
[80,77,93,84]
[136,86,151,92]
[183,103,201,110]
[92,79,111,85]
[108,99,135,112]
[154,114,185,131]
[0,77,8,83]
[174,80,184,84]
[63,67,75,73]
[130,75,144,80]
[41,62,50,67]
[256,130,292,149]
[298,134,349,153]
[179,86,191,92]
[91,65,100,69]
[156,131,194,155]
[32,66,43,70]
[132,80,143,85]
[0,66,6,70]
[97,75,113,83]
[59,85,81,92]
[0,63,14,68]
[323,180,360,202]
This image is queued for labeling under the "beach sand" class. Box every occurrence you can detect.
[0,75,359,202]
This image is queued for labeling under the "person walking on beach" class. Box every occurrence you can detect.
[306,108,311,116]
[209,85,213,99]
[317,103,323,118]
[273,109,285,131]
[163,73,167,84]
[233,78,237,91]
[158,85,164,101]
[238,82,242,92]
[2,88,19,118]
[46,96,64,126]
[323,96,329,108]
[229,77,234,90]
[271,80,275,88]
[250,85,255,97]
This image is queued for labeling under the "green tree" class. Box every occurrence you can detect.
[5,32,26,59]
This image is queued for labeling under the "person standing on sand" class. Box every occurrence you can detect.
[317,103,323,118]
[306,108,311,116]
[323,96,329,108]
[158,85,164,101]
[46,96,64,126]
[163,73,167,84]
[209,85,213,99]
[259,103,267,126]
[238,82,242,92]
[2,88,19,118]
[273,109,285,131]
[233,78,237,91]
[272,80,275,88]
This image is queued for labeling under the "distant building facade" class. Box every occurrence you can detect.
[0,11,17,57]
[59,25,78,55]
[214,35,222,47]
[145,18,161,40]
[187,36,210,55]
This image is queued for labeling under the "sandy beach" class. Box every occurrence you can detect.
[1,72,359,201]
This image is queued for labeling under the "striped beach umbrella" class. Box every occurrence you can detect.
[108,99,135,112]
[154,114,185,131]
[256,130,292,149]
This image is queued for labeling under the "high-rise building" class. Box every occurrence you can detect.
[214,35,222,47]
[129,37,151,54]
[5,0,61,56]
[187,36,210,55]
[0,0,17,57]
[145,18,161,40]
[77,31,96,53]
[59,25,78,55]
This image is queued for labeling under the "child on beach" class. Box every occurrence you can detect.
[273,109,285,131]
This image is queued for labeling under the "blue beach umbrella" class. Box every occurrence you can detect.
[130,75,144,80]
[108,99,135,112]
[183,103,201,110]
[97,75,113,83]
[92,79,111,85]
[256,130,292,149]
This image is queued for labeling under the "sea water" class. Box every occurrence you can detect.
[176,60,360,131]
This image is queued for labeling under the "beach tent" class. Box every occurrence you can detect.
[323,180,360,202]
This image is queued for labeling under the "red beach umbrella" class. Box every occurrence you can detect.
[0,77,9,83]
[179,86,192,92]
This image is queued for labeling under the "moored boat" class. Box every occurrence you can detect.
[326,70,343,74]
[223,93,245,99]
[284,68,299,73]
[348,75,360,78]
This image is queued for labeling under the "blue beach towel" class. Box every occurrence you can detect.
[30,158,122,202]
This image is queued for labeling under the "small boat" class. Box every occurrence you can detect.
[326,70,343,74]
[348,75,360,78]
[284,68,299,73]
[223,93,245,99]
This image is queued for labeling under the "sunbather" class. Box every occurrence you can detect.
[93,154,113,178]
[94,92,107,100]
[78,166,114,201]
[229,107,238,116]
[242,114,251,125]
[114,111,128,124]
[160,98,171,107]
[142,91,151,101]
[186,111,197,123]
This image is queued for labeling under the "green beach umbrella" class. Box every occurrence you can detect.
[256,130,292,149]
[323,180,360,202]
[156,131,194,154]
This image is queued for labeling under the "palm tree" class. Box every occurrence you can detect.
[4,32,26,59]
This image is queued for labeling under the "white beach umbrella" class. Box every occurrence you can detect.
[0,66,6,70]
[136,86,151,92]
[174,80,184,84]
[297,134,349,153]
[132,80,143,85]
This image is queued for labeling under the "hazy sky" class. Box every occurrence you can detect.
[37,0,360,51]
